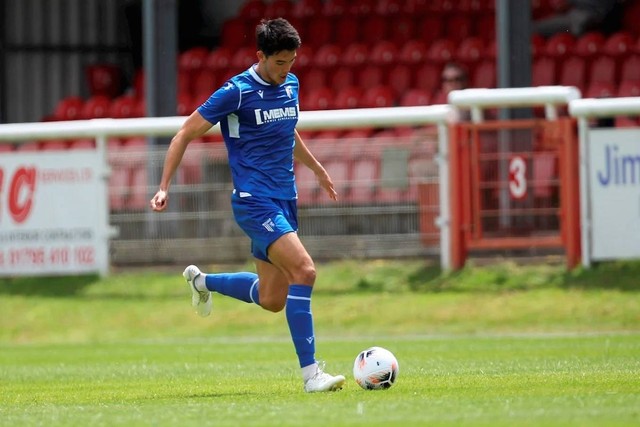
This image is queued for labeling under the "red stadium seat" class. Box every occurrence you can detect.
[52,96,84,121]
[427,39,456,63]
[15,142,40,152]
[322,158,351,201]
[416,16,445,43]
[348,0,376,15]
[455,37,485,65]
[69,139,96,150]
[589,55,616,83]
[205,47,234,71]
[398,88,431,106]
[109,95,139,119]
[220,18,249,49]
[602,31,635,58]
[300,87,335,111]
[39,140,69,151]
[358,65,384,89]
[360,16,388,43]
[177,69,193,97]
[618,80,640,97]
[264,0,293,18]
[375,0,404,15]
[120,137,148,170]
[585,81,616,98]
[292,0,322,18]
[369,40,397,66]
[80,95,111,119]
[403,0,430,14]
[312,129,344,141]
[342,128,375,139]
[361,85,396,108]
[388,64,414,98]
[178,48,209,96]
[389,15,417,45]
[108,167,130,211]
[294,44,315,71]
[230,47,257,69]
[322,0,347,16]
[85,63,122,98]
[615,117,640,128]
[341,43,369,67]
[532,57,557,86]
[456,0,484,13]
[313,44,342,68]
[430,0,455,14]
[398,40,429,64]
[413,63,442,94]
[305,19,333,48]
[476,13,496,42]
[531,34,545,58]
[334,17,360,46]
[431,89,447,105]
[127,167,149,210]
[133,69,145,98]
[178,47,209,73]
[302,68,328,91]
[621,55,640,81]
[177,93,194,116]
[544,32,575,58]
[558,56,587,92]
[334,86,363,109]
[330,66,355,92]
[350,157,379,203]
[238,0,266,19]
[472,60,496,89]
[192,69,218,97]
[574,31,605,59]
[445,15,474,43]
[295,161,319,205]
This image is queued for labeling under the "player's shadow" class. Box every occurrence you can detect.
[0,275,98,296]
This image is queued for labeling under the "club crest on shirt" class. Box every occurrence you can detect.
[285,86,293,98]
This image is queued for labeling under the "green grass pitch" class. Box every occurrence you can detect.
[1,259,639,426]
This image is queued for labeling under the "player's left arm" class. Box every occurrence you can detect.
[293,129,338,201]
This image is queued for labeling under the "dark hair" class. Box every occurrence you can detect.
[256,18,301,56]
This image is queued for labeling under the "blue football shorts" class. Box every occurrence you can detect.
[231,191,298,262]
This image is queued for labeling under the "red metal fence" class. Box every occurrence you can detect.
[449,117,581,269]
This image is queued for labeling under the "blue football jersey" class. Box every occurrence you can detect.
[197,65,299,200]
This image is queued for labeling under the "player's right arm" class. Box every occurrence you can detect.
[150,111,212,212]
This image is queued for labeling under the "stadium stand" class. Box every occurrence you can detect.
[45,0,637,126]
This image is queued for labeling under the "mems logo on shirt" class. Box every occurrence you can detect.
[253,106,297,125]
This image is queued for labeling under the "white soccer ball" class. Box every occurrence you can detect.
[353,346,399,390]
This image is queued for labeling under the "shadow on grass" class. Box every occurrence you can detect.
[405,260,640,293]
[559,261,640,292]
[0,275,99,296]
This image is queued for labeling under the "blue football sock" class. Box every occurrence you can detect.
[205,272,260,305]
[286,284,316,368]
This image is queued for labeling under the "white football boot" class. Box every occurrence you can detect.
[303,363,346,393]
[183,265,212,317]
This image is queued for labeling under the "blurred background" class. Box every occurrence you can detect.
[1,0,638,268]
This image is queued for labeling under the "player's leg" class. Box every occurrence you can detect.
[183,264,260,317]
[267,232,345,392]
[254,258,288,312]
[181,193,281,315]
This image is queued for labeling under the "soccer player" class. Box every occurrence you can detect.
[149,18,345,393]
